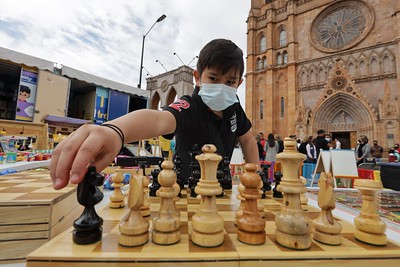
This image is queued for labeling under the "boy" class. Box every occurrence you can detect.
[51,39,259,189]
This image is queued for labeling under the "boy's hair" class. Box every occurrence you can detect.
[196,39,244,78]
[20,85,31,94]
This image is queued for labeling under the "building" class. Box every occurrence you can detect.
[246,0,399,149]
[0,46,149,127]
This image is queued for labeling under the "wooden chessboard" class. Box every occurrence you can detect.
[26,186,400,267]
[0,170,81,261]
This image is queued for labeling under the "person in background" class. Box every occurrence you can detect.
[255,134,265,161]
[275,134,284,153]
[394,143,400,154]
[314,129,330,158]
[265,133,279,180]
[259,132,266,151]
[298,137,308,156]
[355,135,371,166]
[305,136,317,164]
[334,138,341,149]
[370,140,383,163]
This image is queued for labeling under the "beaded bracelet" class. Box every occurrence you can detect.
[101,123,125,153]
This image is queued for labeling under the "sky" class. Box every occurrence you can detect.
[0,0,251,106]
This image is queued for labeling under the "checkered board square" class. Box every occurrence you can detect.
[26,185,400,267]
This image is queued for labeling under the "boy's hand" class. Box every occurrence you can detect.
[50,124,121,190]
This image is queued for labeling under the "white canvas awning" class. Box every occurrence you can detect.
[61,66,149,98]
[0,47,54,71]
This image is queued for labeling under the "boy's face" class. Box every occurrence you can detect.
[194,67,242,89]
[19,91,30,101]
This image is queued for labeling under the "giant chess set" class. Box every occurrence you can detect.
[26,139,400,267]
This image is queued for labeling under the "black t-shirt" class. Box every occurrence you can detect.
[314,136,329,157]
[163,86,251,183]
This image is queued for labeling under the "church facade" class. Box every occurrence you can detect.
[246,0,400,149]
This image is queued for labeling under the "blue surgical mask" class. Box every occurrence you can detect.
[198,83,238,111]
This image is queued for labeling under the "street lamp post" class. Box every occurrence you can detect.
[138,14,166,89]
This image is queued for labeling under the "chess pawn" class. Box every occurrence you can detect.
[235,182,245,226]
[237,164,266,245]
[300,176,308,211]
[73,166,104,245]
[140,173,151,217]
[191,144,224,247]
[312,172,342,245]
[152,161,181,245]
[273,171,283,199]
[119,175,149,246]
[149,167,161,197]
[353,179,387,246]
[275,138,311,250]
[109,169,125,209]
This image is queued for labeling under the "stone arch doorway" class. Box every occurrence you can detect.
[166,87,178,106]
[313,93,374,149]
[150,91,161,110]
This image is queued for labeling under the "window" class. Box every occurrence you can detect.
[260,36,267,52]
[257,58,262,70]
[280,97,284,118]
[260,100,264,120]
[277,52,282,65]
[279,30,287,47]
[283,51,288,64]
[263,57,267,69]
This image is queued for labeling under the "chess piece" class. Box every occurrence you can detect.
[109,169,125,208]
[273,171,283,198]
[312,172,342,245]
[73,166,104,245]
[191,144,224,247]
[216,162,225,197]
[260,162,271,198]
[235,182,245,226]
[237,163,266,245]
[119,174,149,246]
[152,160,181,245]
[222,156,233,190]
[257,177,265,218]
[140,173,151,217]
[353,179,387,246]
[149,167,161,197]
[173,154,183,197]
[275,138,311,250]
[300,176,308,211]
[188,144,201,198]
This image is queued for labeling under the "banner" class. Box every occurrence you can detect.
[94,87,109,125]
[108,90,129,121]
[16,70,38,121]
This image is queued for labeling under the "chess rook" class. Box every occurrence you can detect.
[109,169,125,209]
[73,166,104,245]
[152,160,181,245]
[312,172,342,245]
[118,174,149,247]
[191,144,224,247]
[275,138,311,250]
[354,179,387,246]
[237,164,266,245]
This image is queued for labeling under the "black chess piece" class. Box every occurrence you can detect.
[149,167,161,197]
[273,171,283,199]
[173,154,183,197]
[216,162,224,197]
[259,163,272,198]
[221,156,232,190]
[188,144,201,198]
[73,166,104,245]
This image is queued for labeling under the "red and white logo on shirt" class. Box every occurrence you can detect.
[169,100,190,112]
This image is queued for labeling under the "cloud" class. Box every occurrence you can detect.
[0,0,250,105]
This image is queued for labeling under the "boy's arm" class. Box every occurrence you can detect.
[238,130,260,165]
[50,109,176,189]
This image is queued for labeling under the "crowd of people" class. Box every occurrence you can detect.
[255,129,400,168]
